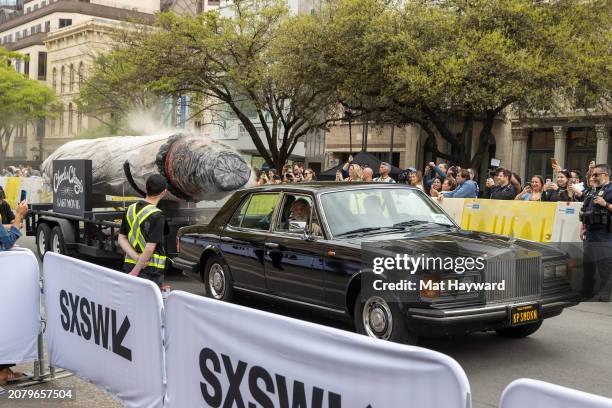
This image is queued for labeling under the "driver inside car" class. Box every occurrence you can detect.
[289,198,322,236]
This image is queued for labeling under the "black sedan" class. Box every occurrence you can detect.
[173,183,579,344]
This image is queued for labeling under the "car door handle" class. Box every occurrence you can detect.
[220,236,234,242]
[265,242,279,249]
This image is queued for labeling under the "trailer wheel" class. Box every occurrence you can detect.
[36,223,52,259]
[50,226,66,255]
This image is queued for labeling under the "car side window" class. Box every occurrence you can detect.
[228,193,280,231]
[275,194,323,236]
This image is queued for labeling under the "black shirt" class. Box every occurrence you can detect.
[484,183,516,200]
[120,201,169,258]
[0,200,14,225]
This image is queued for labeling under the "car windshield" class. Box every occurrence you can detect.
[320,187,455,237]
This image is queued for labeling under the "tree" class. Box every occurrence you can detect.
[0,48,58,170]
[75,48,165,135]
[285,0,612,168]
[87,0,339,170]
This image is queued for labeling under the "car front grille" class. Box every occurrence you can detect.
[485,251,542,303]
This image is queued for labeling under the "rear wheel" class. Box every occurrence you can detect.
[495,321,542,338]
[204,255,234,302]
[35,223,52,259]
[354,292,418,345]
[50,226,66,255]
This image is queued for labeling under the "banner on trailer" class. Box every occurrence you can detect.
[500,378,612,408]
[0,248,40,364]
[43,253,164,408]
[164,291,471,408]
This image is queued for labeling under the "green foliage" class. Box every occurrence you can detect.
[0,47,59,168]
[285,0,612,167]
[80,0,339,170]
[75,45,165,135]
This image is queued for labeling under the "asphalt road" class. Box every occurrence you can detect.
[2,236,611,408]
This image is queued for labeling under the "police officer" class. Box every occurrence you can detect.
[579,164,612,302]
[118,174,169,288]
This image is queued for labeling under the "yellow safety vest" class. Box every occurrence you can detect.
[123,203,167,270]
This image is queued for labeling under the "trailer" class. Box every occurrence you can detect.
[24,159,220,269]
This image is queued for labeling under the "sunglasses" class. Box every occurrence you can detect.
[591,172,608,177]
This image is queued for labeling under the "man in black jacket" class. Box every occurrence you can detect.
[484,168,517,200]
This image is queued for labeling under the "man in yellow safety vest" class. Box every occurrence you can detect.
[118,174,169,288]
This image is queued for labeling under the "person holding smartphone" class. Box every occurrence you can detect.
[0,187,14,225]
[543,170,572,202]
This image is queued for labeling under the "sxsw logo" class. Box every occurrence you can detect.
[199,347,374,408]
[59,290,132,361]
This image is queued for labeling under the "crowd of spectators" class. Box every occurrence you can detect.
[253,156,596,204]
[0,164,42,178]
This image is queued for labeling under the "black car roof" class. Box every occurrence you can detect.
[238,182,418,194]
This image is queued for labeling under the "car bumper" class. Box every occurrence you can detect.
[406,293,580,334]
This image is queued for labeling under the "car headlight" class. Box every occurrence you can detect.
[555,264,568,279]
[543,263,569,279]
[543,264,555,279]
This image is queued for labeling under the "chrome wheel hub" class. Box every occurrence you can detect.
[363,296,393,340]
[209,263,226,299]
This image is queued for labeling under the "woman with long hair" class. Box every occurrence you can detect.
[348,163,363,181]
[429,177,442,196]
[543,170,572,202]
[409,171,425,191]
[515,175,544,201]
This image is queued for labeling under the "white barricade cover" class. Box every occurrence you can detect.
[0,248,40,364]
[165,291,471,408]
[500,379,612,408]
[43,253,165,408]
[551,202,583,243]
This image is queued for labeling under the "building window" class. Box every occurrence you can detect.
[52,67,57,92]
[15,59,21,73]
[527,129,554,180]
[69,64,74,92]
[60,66,65,93]
[26,7,31,13]
[68,103,74,134]
[23,28,27,37]
[24,54,29,76]
[33,4,39,10]
[59,19,72,28]
[59,105,64,134]
[45,21,50,32]
[42,1,46,6]
[77,110,82,133]
[38,52,47,80]
[78,61,84,88]
[567,128,596,172]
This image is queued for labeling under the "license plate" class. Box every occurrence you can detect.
[510,304,540,326]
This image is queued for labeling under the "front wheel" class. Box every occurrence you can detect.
[354,292,418,345]
[495,321,542,338]
[203,255,234,302]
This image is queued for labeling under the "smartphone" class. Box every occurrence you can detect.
[546,178,552,184]
[19,189,27,203]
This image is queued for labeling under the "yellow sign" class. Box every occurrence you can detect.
[460,199,557,243]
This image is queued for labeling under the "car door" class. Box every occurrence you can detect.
[264,193,326,304]
[220,192,281,291]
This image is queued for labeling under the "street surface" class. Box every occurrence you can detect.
[2,236,611,408]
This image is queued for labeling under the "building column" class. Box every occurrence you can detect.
[511,126,528,181]
[595,124,610,165]
[553,126,567,168]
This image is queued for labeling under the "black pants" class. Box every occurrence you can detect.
[582,229,612,299]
